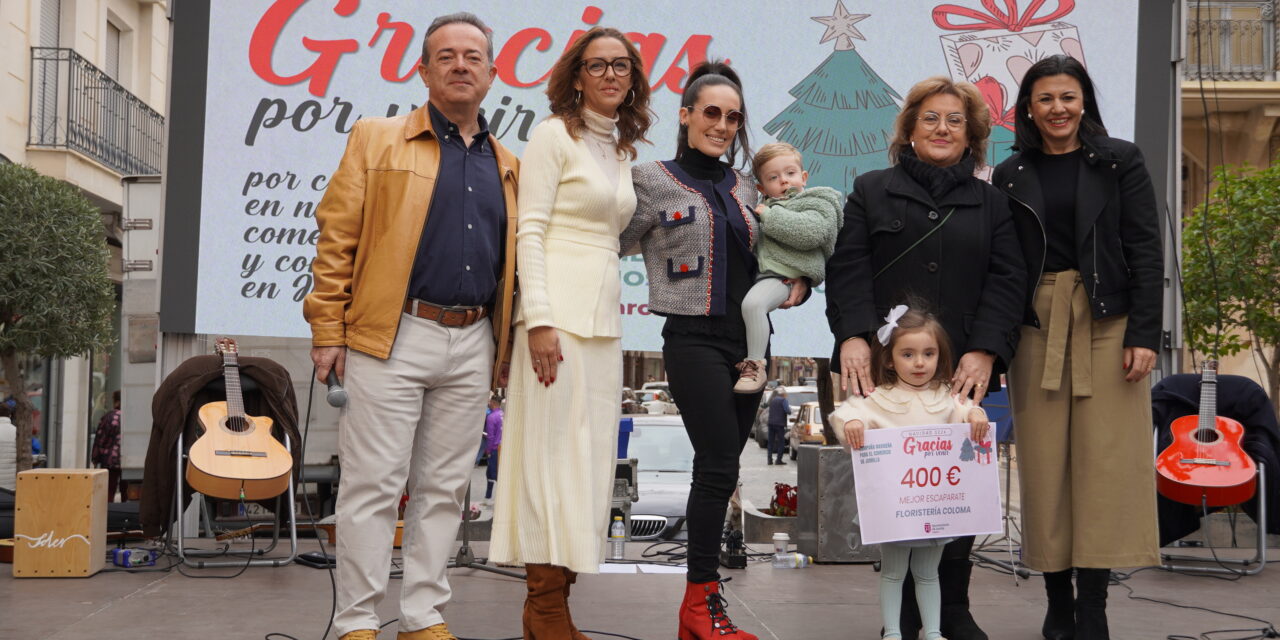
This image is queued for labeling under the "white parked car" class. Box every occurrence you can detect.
[641,380,670,396]
[625,414,693,540]
[636,389,678,415]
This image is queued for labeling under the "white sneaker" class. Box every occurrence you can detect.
[733,359,768,394]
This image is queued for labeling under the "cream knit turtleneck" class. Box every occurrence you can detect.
[514,113,636,338]
[581,108,620,188]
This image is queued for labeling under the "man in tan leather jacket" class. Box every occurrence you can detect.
[302,13,517,640]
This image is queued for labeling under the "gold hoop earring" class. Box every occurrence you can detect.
[574,91,581,105]
[624,90,635,106]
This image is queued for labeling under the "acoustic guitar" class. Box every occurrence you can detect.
[1156,361,1256,507]
[186,338,293,501]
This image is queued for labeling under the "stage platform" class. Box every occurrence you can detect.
[2,539,1277,640]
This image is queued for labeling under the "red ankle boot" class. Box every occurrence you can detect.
[677,579,758,640]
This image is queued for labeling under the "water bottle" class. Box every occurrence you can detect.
[609,516,626,560]
[772,552,812,569]
[772,532,790,555]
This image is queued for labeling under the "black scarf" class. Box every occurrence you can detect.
[897,147,975,200]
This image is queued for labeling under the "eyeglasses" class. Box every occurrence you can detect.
[688,104,744,128]
[918,112,967,130]
[581,57,634,77]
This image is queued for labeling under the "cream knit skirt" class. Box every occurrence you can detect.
[489,325,621,573]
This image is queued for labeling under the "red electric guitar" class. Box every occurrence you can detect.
[1155,361,1256,507]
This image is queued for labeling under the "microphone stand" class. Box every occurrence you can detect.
[449,480,525,578]
[390,478,524,580]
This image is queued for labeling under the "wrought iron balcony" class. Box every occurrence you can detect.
[27,47,164,175]
[1185,18,1277,81]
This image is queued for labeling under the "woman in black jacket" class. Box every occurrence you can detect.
[993,55,1162,640]
[826,76,1026,640]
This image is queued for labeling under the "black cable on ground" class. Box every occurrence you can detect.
[1113,568,1278,640]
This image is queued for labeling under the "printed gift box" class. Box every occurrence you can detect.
[932,0,1087,167]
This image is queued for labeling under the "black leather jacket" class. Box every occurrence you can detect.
[993,135,1164,351]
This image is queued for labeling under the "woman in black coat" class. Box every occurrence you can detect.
[826,76,1026,640]
[993,55,1162,640]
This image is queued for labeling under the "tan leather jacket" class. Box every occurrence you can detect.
[303,104,519,388]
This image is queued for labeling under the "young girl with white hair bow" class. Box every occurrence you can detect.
[829,304,990,640]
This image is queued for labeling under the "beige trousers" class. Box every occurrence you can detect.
[1009,271,1161,572]
[333,313,494,636]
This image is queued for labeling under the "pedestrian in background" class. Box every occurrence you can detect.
[0,402,16,492]
[91,390,123,502]
[482,395,502,503]
[766,386,789,465]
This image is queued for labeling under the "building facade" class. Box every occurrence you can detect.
[1181,0,1279,388]
[0,0,168,470]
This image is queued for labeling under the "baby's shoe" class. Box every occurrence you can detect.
[733,359,768,394]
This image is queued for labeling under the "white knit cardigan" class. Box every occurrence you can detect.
[514,113,636,338]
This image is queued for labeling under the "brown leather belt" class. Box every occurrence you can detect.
[403,299,489,327]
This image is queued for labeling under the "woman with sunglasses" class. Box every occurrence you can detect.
[489,27,653,639]
[825,76,1025,640]
[620,60,807,640]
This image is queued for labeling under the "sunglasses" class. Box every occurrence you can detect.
[688,103,744,128]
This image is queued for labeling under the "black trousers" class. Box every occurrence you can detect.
[767,424,786,461]
[663,332,763,584]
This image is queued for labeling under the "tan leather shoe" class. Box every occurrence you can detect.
[397,623,458,640]
[339,631,378,640]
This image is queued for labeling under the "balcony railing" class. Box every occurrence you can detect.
[1185,18,1277,81]
[27,47,164,175]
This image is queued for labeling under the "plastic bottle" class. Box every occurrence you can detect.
[772,552,812,569]
[609,516,626,560]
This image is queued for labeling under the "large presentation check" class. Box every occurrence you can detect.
[851,424,1002,545]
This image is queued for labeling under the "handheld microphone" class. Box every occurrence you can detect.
[325,370,348,408]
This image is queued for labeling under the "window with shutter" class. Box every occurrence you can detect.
[106,22,121,80]
[39,0,60,47]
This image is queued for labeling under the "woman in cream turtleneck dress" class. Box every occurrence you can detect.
[489,27,653,639]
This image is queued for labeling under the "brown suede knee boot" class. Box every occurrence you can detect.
[523,564,573,640]
[562,567,590,640]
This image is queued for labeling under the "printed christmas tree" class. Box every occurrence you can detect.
[960,438,976,462]
[764,0,901,194]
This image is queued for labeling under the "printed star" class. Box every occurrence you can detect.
[812,0,870,51]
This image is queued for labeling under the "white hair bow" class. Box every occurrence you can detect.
[876,305,910,346]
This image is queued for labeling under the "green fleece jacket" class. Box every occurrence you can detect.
[755,185,844,285]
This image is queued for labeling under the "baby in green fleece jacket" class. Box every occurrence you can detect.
[735,143,844,395]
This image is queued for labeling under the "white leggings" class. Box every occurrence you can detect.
[879,542,945,639]
[742,277,791,360]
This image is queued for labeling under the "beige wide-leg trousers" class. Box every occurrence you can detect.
[1009,271,1161,572]
[333,313,494,636]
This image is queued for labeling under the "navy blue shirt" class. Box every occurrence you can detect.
[407,104,507,307]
